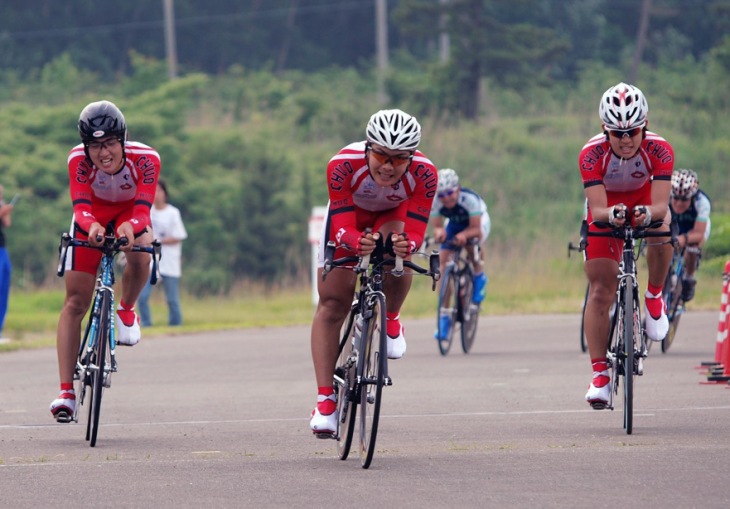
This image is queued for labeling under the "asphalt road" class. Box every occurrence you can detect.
[1,311,729,509]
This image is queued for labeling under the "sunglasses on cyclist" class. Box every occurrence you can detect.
[607,126,643,139]
[368,147,412,166]
[87,138,121,151]
[438,188,457,199]
[672,195,690,202]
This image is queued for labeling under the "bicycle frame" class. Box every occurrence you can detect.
[57,232,160,446]
[584,219,673,434]
[323,240,439,468]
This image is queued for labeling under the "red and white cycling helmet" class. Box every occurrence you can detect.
[599,82,648,130]
[671,169,699,199]
[366,109,421,151]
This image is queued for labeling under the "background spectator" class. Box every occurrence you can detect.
[139,180,188,326]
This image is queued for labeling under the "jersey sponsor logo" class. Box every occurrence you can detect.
[631,171,645,179]
[136,156,157,184]
[386,194,403,202]
[329,161,355,192]
[335,227,346,243]
[121,183,134,191]
[413,163,438,198]
[581,145,606,171]
[645,141,673,164]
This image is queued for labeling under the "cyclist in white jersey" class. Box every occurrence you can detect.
[429,168,490,340]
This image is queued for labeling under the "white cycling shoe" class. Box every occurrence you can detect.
[585,379,611,410]
[310,408,337,435]
[644,296,668,342]
[116,308,141,346]
[387,323,407,359]
[50,391,76,423]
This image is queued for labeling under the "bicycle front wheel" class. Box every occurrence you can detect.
[662,278,684,354]
[335,308,358,461]
[359,293,387,469]
[622,286,635,435]
[88,291,111,447]
[460,267,479,354]
[436,265,457,356]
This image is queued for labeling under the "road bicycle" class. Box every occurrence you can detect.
[434,238,482,356]
[322,240,439,468]
[567,241,589,353]
[661,242,698,353]
[582,219,673,434]
[57,231,160,447]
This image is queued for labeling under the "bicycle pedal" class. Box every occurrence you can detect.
[53,410,73,424]
[637,358,644,376]
[384,376,393,386]
[313,431,336,440]
[590,401,609,411]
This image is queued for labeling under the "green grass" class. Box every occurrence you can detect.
[1,254,723,353]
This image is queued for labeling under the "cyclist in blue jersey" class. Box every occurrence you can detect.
[669,169,711,302]
[429,168,490,340]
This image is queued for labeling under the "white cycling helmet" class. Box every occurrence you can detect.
[437,168,459,193]
[599,82,648,130]
[671,169,699,199]
[366,109,421,151]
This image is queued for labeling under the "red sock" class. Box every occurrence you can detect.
[386,312,401,337]
[59,383,76,400]
[591,358,609,388]
[317,386,336,415]
[645,283,665,318]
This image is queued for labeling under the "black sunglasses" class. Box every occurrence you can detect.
[607,127,643,138]
[672,195,690,202]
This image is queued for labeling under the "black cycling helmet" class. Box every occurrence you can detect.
[78,100,127,143]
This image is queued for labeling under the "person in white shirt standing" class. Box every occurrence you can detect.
[138,179,188,326]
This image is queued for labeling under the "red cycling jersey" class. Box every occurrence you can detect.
[67,141,161,235]
[579,131,674,260]
[325,141,437,255]
[579,131,673,193]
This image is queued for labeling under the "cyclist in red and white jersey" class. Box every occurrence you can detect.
[579,83,674,409]
[309,109,438,435]
[51,100,160,422]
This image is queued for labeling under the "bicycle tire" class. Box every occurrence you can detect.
[622,286,634,435]
[335,308,358,461]
[580,284,589,353]
[662,273,684,354]
[359,293,386,469]
[88,291,110,447]
[74,319,93,425]
[436,265,457,356]
[460,266,479,354]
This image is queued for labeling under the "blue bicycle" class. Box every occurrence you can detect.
[57,231,160,447]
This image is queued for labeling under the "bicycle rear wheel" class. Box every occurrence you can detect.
[88,291,111,447]
[580,284,589,353]
[622,286,635,435]
[335,308,358,460]
[460,267,479,354]
[359,293,386,469]
[436,265,457,356]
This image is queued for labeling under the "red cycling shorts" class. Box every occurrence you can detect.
[65,202,147,275]
[585,185,651,262]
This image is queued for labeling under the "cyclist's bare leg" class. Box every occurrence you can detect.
[645,213,672,288]
[311,267,356,387]
[466,242,484,274]
[56,271,96,384]
[684,248,699,277]
[119,230,154,307]
[584,258,619,360]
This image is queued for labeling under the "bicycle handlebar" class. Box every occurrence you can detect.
[322,240,441,289]
[56,233,162,284]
